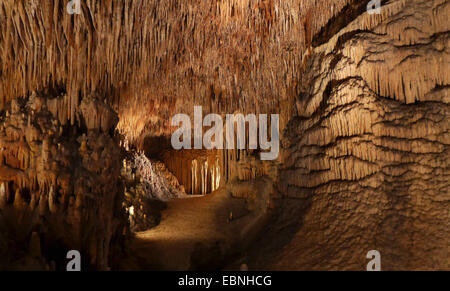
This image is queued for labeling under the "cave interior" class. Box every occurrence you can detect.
[0,0,448,271]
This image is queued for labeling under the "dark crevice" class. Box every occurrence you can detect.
[312,0,389,47]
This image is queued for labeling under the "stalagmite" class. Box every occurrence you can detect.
[29,192,37,211]
[0,183,6,209]
[48,186,57,213]
[13,189,26,211]
[38,194,47,216]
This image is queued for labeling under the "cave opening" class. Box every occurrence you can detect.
[161,149,222,195]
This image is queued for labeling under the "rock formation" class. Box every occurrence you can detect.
[260,0,450,270]
[0,92,126,270]
[0,0,448,270]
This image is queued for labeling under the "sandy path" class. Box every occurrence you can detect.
[121,188,264,270]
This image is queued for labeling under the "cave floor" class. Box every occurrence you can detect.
[119,188,264,270]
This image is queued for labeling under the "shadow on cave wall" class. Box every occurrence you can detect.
[143,136,173,159]
[240,195,313,270]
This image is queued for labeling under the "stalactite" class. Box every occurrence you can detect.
[162,150,223,195]
[0,0,369,147]
[201,163,205,195]
[192,159,198,194]
[0,183,6,209]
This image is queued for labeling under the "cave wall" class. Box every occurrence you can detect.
[0,92,126,270]
[274,0,449,270]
